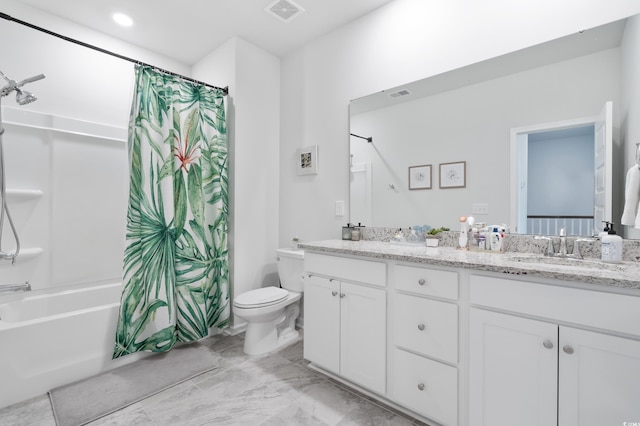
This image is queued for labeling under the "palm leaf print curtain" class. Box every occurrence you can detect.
[114,65,229,358]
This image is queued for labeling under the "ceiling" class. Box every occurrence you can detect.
[11,0,394,64]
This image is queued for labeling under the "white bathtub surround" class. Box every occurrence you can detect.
[0,282,148,409]
[113,66,230,358]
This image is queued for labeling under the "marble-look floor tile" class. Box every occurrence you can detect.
[198,334,252,367]
[272,339,308,365]
[260,402,330,426]
[193,365,266,399]
[85,402,156,426]
[0,394,55,426]
[239,352,326,398]
[293,380,378,425]
[2,332,427,426]
[336,399,416,426]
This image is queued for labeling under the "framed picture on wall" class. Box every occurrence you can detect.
[439,161,466,188]
[296,145,319,175]
[408,164,432,190]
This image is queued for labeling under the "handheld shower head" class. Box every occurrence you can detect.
[0,70,45,104]
[15,89,37,105]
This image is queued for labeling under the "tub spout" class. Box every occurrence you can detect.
[0,282,31,294]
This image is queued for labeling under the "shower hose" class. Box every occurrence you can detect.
[0,104,21,263]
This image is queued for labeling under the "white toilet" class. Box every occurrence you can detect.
[233,248,304,355]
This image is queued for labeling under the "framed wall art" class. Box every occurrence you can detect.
[296,145,319,175]
[439,161,466,188]
[408,164,432,190]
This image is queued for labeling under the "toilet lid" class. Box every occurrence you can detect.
[234,286,288,308]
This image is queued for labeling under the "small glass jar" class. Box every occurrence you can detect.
[342,226,352,240]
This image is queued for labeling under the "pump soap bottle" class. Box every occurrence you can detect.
[600,222,623,263]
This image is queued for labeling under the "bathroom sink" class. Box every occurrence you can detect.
[507,254,623,271]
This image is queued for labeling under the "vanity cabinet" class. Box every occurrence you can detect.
[469,275,640,426]
[303,253,387,394]
[391,264,459,426]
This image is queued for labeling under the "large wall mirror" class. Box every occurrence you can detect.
[349,16,635,237]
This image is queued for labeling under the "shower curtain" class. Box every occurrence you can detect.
[113,65,229,358]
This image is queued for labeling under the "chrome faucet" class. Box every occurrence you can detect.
[558,227,567,257]
[534,236,554,256]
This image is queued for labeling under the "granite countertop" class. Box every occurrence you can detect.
[298,240,640,290]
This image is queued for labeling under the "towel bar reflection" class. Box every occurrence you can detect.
[0,282,31,294]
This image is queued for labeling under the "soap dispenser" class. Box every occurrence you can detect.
[600,222,623,263]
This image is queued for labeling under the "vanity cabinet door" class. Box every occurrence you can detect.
[303,275,340,374]
[469,308,558,426]
[340,281,386,394]
[558,327,640,426]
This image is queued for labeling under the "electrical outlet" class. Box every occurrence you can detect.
[472,203,489,215]
[335,200,345,217]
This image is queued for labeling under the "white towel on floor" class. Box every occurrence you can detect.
[621,165,640,228]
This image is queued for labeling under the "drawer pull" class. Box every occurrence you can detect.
[542,340,554,350]
[563,345,574,355]
[417,383,425,391]
[417,323,426,331]
[340,293,345,298]
[418,278,426,286]
[331,291,337,296]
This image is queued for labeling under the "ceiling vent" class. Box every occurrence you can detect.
[389,89,411,98]
[266,0,305,23]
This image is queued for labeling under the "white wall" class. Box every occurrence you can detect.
[279,0,640,245]
[621,14,640,239]
[194,38,281,328]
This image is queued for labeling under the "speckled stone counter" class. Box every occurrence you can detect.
[298,239,640,290]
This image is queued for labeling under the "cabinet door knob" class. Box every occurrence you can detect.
[418,278,426,286]
[340,293,345,298]
[417,323,426,331]
[542,340,554,349]
[563,345,574,355]
[331,291,337,296]
[417,383,425,391]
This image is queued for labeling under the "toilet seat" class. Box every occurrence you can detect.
[234,286,288,309]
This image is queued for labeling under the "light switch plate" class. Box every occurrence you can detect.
[472,203,489,215]
[335,200,345,216]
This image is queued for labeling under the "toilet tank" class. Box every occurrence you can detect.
[276,248,304,292]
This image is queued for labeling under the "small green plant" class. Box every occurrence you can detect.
[426,227,450,236]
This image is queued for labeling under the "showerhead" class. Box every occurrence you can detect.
[0,70,45,104]
[15,89,37,105]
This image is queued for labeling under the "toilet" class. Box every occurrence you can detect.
[233,248,304,355]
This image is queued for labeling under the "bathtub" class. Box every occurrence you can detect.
[0,282,147,409]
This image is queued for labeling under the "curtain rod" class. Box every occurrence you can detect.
[350,133,373,143]
[0,11,229,95]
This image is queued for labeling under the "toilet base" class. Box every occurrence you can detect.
[242,302,300,355]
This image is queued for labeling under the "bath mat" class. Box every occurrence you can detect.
[48,343,218,426]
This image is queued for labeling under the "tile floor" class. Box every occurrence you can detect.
[0,334,431,426]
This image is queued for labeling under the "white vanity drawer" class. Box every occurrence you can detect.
[392,348,458,426]
[470,274,640,337]
[305,252,386,287]
[395,264,458,300]
[394,294,458,363]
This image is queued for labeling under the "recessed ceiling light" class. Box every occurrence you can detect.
[112,12,133,27]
